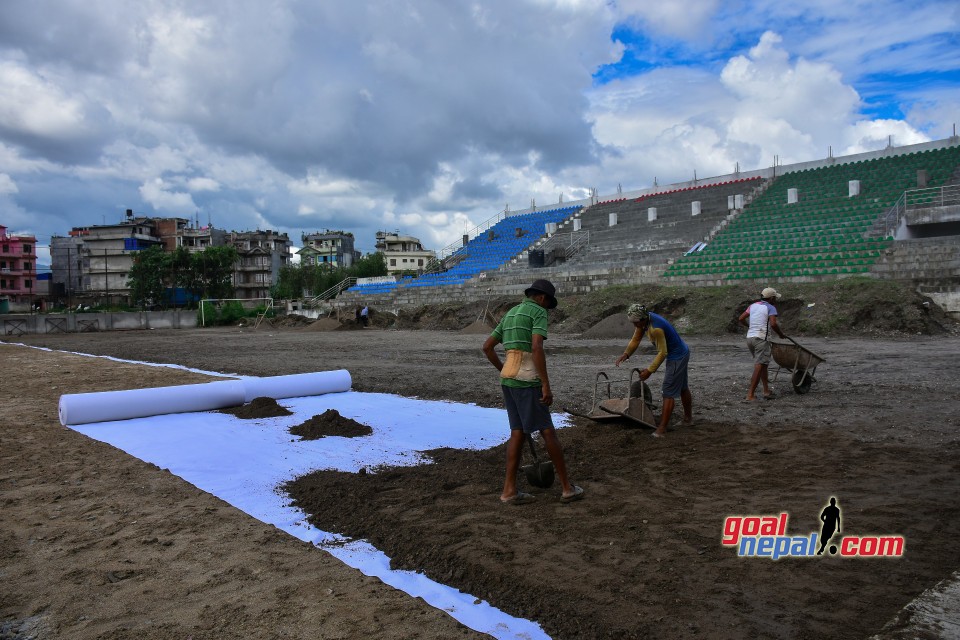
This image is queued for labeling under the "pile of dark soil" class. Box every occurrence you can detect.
[368,278,958,337]
[268,314,314,329]
[285,419,960,640]
[290,409,373,440]
[303,317,341,331]
[219,396,292,419]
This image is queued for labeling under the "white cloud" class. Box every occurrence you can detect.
[139,177,197,213]
[0,172,18,194]
[615,0,720,38]
[585,30,931,186]
[187,177,220,192]
[839,120,930,155]
[0,61,88,137]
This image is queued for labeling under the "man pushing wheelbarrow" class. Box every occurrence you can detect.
[739,287,789,402]
[738,287,827,397]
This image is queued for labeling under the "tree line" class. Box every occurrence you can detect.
[127,246,389,308]
[127,245,239,308]
[272,253,387,300]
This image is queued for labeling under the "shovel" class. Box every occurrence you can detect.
[521,434,555,489]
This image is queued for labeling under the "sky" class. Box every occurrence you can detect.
[1,0,958,266]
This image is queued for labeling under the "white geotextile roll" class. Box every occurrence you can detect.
[241,369,352,403]
[58,370,353,426]
[59,380,247,426]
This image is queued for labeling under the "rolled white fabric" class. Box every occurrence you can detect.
[58,370,353,426]
[59,380,247,426]
[241,369,352,402]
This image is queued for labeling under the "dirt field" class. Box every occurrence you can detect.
[3,316,960,639]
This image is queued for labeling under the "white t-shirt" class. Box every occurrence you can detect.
[746,301,778,340]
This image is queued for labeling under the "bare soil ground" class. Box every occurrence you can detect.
[3,303,960,638]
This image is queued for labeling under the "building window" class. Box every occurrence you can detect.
[24,279,32,288]
[418,259,424,266]
[22,244,32,254]
[390,259,396,266]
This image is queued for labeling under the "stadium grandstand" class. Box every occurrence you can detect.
[330,136,960,315]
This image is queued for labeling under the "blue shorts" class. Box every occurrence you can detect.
[501,385,554,434]
[662,350,690,399]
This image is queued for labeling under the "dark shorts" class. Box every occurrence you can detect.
[662,350,690,399]
[501,385,554,434]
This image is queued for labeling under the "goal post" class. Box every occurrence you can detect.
[199,297,274,327]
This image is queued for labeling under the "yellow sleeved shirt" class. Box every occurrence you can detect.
[623,325,669,373]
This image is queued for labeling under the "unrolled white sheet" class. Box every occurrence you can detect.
[58,370,352,426]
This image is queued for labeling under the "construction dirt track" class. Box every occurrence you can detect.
[3,322,960,639]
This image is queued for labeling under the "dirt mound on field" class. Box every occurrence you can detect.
[289,409,373,440]
[460,319,494,334]
[580,313,635,339]
[304,317,341,331]
[360,279,955,337]
[219,396,292,419]
[264,314,314,329]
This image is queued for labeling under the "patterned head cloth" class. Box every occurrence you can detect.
[626,304,649,323]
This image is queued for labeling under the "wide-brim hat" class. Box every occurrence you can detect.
[524,279,558,309]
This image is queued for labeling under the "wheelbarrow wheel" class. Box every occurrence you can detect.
[791,370,814,394]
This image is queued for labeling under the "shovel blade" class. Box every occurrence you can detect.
[522,461,555,489]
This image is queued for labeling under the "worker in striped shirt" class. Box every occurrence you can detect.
[483,279,584,505]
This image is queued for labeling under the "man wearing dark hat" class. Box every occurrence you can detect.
[738,287,788,401]
[482,279,583,505]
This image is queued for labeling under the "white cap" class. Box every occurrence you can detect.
[761,287,781,300]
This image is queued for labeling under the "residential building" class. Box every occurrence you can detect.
[0,225,37,303]
[299,231,360,268]
[227,230,292,299]
[68,211,169,303]
[49,210,292,305]
[375,230,435,275]
[158,218,227,252]
[49,234,86,304]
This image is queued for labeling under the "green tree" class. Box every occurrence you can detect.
[168,246,193,293]
[191,245,239,300]
[272,263,307,299]
[273,252,388,301]
[127,246,171,308]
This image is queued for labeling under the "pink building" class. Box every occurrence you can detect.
[0,225,38,304]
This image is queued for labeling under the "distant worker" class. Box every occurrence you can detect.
[482,279,583,505]
[355,306,362,325]
[360,305,369,327]
[615,304,693,438]
[738,287,787,401]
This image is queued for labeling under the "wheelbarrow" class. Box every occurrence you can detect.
[770,337,826,394]
[563,369,658,428]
